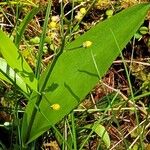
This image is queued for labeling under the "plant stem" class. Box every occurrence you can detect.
[71,112,77,150]
[25,30,66,145]
[35,0,52,79]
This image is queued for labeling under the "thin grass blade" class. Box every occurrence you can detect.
[15,7,39,47]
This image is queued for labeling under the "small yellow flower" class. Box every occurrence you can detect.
[51,103,60,110]
[75,12,83,21]
[83,41,92,48]
[80,8,86,15]
[106,9,113,17]
[49,21,57,29]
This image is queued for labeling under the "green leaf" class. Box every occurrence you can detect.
[22,3,150,145]
[0,30,37,92]
[84,123,110,148]
[15,7,39,47]
[0,58,28,93]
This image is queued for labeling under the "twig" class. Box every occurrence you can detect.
[110,116,150,150]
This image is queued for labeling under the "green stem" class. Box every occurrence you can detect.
[35,0,52,79]
[25,35,66,144]
[71,112,77,150]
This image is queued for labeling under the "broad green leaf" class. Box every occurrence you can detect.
[0,58,28,93]
[84,123,110,148]
[0,30,37,92]
[15,7,39,47]
[22,3,150,145]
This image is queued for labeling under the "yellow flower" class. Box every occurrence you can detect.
[49,21,57,29]
[80,8,86,15]
[51,104,60,110]
[75,12,83,21]
[83,41,92,48]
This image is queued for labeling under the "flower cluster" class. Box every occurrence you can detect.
[75,7,87,21]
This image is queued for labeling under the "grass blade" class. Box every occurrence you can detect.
[35,1,52,79]
[15,7,39,47]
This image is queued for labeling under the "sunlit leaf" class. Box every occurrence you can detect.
[0,30,37,92]
[0,57,28,93]
[22,3,150,145]
[84,123,110,148]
